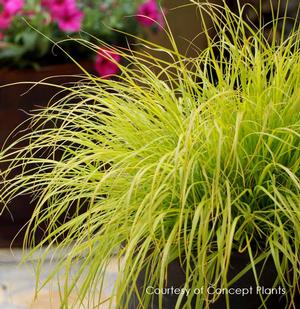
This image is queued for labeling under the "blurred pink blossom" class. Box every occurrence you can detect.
[136,0,164,27]
[42,0,83,32]
[0,32,4,40]
[0,0,24,30]
[42,0,76,15]
[0,11,12,30]
[94,48,121,78]
[4,0,24,15]
[54,6,83,32]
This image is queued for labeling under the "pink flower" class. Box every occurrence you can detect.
[94,48,121,79]
[4,0,24,15]
[0,0,24,30]
[0,32,4,40]
[0,11,12,30]
[136,0,164,27]
[54,6,83,32]
[42,0,83,32]
[42,0,76,16]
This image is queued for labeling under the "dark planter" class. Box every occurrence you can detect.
[0,61,95,247]
[127,252,299,309]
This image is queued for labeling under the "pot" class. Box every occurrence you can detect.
[0,61,94,247]
[127,252,299,309]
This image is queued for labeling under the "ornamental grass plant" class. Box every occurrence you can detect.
[0,1,299,308]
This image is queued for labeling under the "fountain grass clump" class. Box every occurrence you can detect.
[0,2,299,308]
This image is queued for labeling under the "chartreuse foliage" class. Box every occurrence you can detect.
[0,1,299,308]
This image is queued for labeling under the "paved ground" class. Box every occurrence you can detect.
[0,249,117,309]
